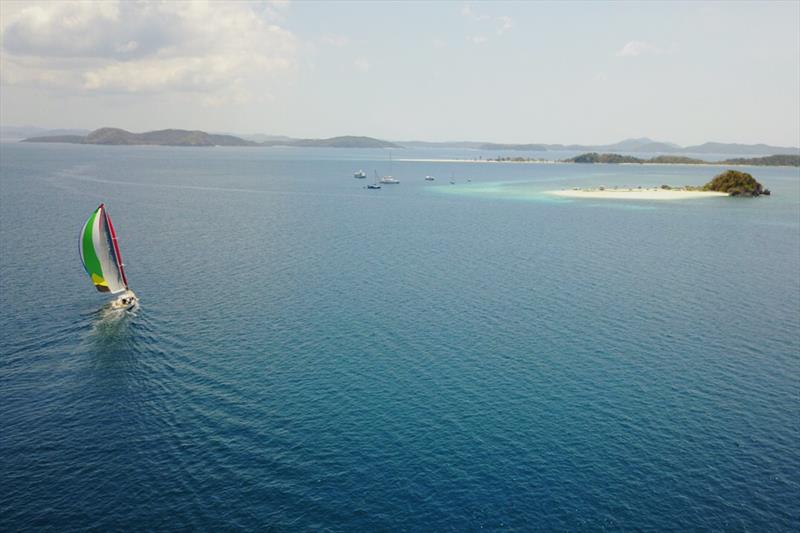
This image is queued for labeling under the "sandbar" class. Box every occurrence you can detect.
[548,188,729,200]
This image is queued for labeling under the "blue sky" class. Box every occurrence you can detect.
[1,1,798,145]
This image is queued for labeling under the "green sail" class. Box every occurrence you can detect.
[79,205,127,294]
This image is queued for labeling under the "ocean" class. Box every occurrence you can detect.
[1,142,798,530]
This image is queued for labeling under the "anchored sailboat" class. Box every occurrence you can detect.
[379,151,399,184]
[79,203,138,309]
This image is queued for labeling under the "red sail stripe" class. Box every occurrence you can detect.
[103,206,129,288]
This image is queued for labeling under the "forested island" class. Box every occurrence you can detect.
[24,127,257,146]
[713,154,799,166]
[701,169,770,196]
[566,152,799,167]
[16,128,797,156]
[550,169,771,200]
[268,136,399,148]
[22,128,400,148]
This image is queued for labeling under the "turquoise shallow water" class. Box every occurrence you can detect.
[1,142,799,530]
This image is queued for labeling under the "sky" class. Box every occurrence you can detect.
[1,0,798,146]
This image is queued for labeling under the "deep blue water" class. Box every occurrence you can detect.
[1,142,798,530]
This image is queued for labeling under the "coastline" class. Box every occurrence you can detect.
[547,188,730,200]
[394,158,560,164]
[394,158,796,168]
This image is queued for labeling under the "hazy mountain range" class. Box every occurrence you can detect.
[15,127,399,149]
[5,126,798,156]
[21,127,258,147]
[405,137,799,156]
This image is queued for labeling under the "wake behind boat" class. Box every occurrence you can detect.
[80,203,138,310]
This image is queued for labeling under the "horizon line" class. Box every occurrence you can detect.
[1,124,798,150]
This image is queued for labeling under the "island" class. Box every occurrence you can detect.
[17,128,797,156]
[564,152,799,167]
[22,128,401,149]
[23,127,257,146]
[548,170,770,200]
[702,169,770,196]
[270,136,399,148]
[479,142,548,151]
[714,154,800,166]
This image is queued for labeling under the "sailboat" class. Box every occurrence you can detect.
[380,151,399,184]
[79,203,138,310]
[367,171,381,189]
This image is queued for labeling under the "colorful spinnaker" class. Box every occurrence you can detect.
[79,204,129,294]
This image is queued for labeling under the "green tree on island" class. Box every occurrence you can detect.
[703,170,769,196]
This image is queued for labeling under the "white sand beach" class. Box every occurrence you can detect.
[394,158,559,164]
[548,187,729,200]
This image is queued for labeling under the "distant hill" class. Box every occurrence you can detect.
[595,137,682,153]
[261,136,399,148]
[395,137,798,156]
[237,133,296,143]
[684,142,799,155]
[12,126,798,155]
[22,135,87,144]
[648,155,707,164]
[623,141,683,153]
[22,129,399,149]
[395,140,486,149]
[569,153,644,164]
[479,143,548,151]
[703,170,769,196]
[566,152,798,167]
[448,138,682,153]
[719,154,800,166]
[23,128,256,147]
[1,126,89,140]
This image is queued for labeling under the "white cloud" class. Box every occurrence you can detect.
[461,6,511,41]
[0,0,297,99]
[616,40,662,57]
[321,34,349,47]
[497,16,513,35]
[116,40,139,53]
[461,5,489,21]
[354,58,370,72]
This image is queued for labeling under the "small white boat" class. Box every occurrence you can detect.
[354,170,367,179]
[378,151,399,184]
[110,289,138,310]
[367,171,382,189]
[425,175,435,181]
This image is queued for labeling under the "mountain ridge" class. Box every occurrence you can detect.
[13,126,799,155]
[21,128,400,148]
